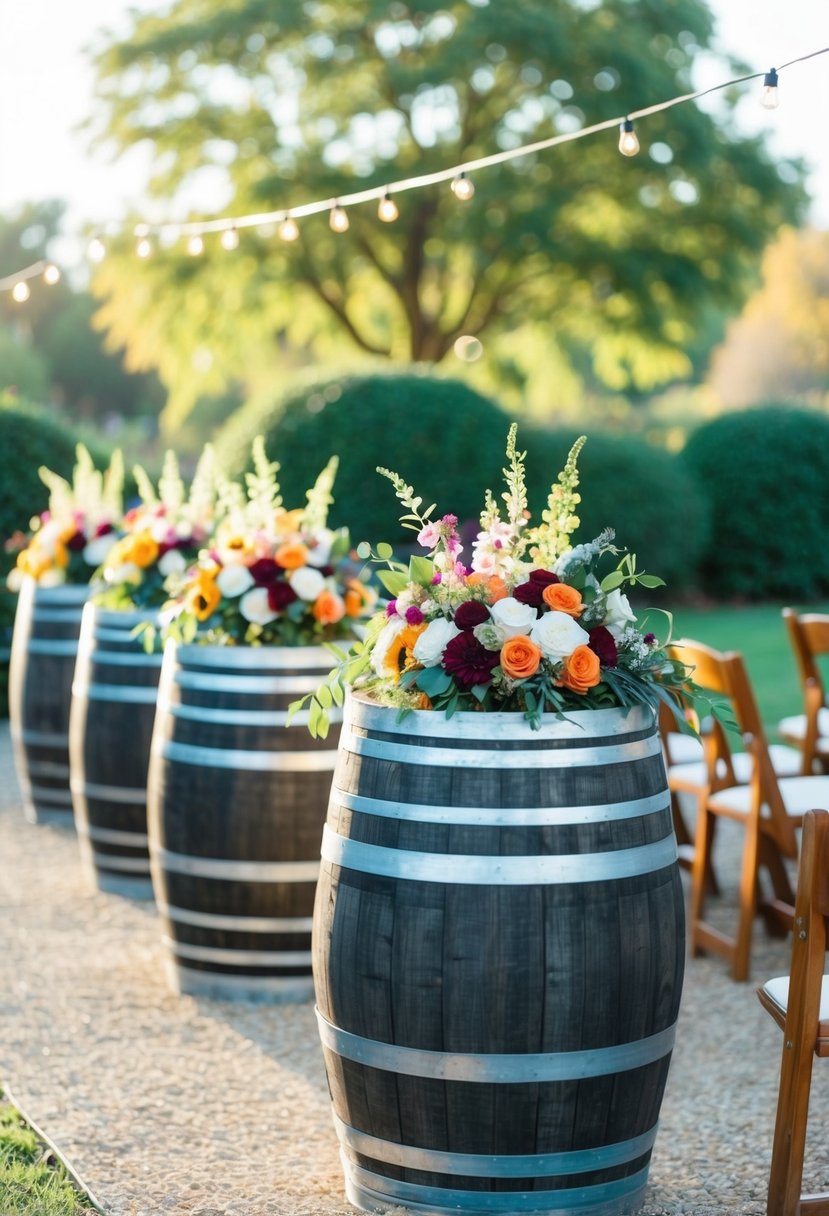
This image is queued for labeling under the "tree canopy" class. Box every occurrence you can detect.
[89,0,806,430]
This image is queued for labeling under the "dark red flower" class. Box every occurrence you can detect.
[94,522,114,538]
[454,600,490,630]
[513,581,544,608]
[588,626,618,668]
[249,558,280,586]
[66,531,86,552]
[529,568,559,586]
[442,632,500,689]
[267,581,298,612]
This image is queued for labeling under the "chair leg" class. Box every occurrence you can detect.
[690,800,716,957]
[767,1031,816,1215]
[759,834,796,938]
[732,818,761,982]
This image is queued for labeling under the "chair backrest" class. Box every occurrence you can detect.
[668,637,798,856]
[783,608,829,771]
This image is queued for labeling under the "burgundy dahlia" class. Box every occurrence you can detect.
[94,522,114,538]
[267,580,298,612]
[513,581,544,608]
[588,625,618,668]
[67,531,87,552]
[249,558,280,586]
[442,632,500,689]
[454,600,490,630]
[529,568,559,587]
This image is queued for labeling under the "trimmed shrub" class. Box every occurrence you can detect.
[524,429,710,592]
[217,371,514,547]
[682,407,829,599]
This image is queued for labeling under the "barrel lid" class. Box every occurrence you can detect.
[171,641,333,670]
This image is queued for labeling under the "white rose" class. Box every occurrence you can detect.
[289,566,326,602]
[371,617,407,677]
[603,589,637,639]
[158,548,188,576]
[83,532,119,566]
[489,596,538,641]
[306,529,333,568]
[530,610,589,660]
[217,564,255,598]
[412,616,461,667]
[38,568,66,588]
[239,587,278,625]
[6,568,24,592]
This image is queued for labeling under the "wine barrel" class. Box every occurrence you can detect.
[148,643,341,1001]
[70,605,163,899]
[9,580,92,824]
[314,696,684,1216]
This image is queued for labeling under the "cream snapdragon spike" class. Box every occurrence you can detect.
[293,426,696,734]
[7,444,125,589]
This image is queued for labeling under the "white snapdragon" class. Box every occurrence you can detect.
[239,587,277,625]
[217,564,255,598]
[289,566,326,602]
[530,611,589,660]
[412,617,461,667]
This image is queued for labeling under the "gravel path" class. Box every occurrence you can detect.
[0,720,826,1215]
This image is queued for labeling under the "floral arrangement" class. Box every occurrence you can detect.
[293,426,694,734]
[6,445,124,589]
[95,447,217,611]
[159,437,375,648]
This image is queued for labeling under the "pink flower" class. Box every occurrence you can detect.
[418,522,442,549]
[405,605,424,625]
[386,600,399,617]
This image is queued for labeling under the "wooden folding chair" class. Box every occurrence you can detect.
[758,809,829,1216]
[781,609,829,775]
[668,639,829,982]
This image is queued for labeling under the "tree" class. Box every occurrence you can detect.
[88,0,805,431]
[707,226,829,407]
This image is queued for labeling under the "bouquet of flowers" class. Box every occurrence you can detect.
[95,447,217,611]
[7,445,124,590]
[160,437,375,647]
[294,425,694,733]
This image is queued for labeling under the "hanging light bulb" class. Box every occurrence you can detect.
[330,204,350,233]
[136,237,153,259]
[220,226,240,251]
[187,235,204,256]
[278,215,300,242]
[761,67,779,109]
[378,191,399,222]
[451,172,475,201]
[43,264,61,286]
[618,118,640,157]
[87,236,106,263]
[12,281,30,303]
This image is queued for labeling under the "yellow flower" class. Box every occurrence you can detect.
[127,531,159,569]
[185,572,221,621]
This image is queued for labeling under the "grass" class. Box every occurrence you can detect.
[665,601,829,734]
[0,1092,96,1215]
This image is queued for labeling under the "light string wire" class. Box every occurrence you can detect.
[1,42,827,287]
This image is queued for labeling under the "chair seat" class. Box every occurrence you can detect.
[761,974,829,1022]
[778,710,829,754]
[667,744,802,793]
[663,731,704,765]
[708,774,829,819]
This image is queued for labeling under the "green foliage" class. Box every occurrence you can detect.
[88,0,805,430]
[682,406,829,599]
[217,371,512,546]
[0,1094,94,1215]
[524,428,709,590]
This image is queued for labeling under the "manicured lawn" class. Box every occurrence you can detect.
[0,1092,96,1215]
[664,602,829,735]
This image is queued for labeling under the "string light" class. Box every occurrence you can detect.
[329,204,350,233]
[12,281,30,303]
[278,216,300,242]
[377,191,399,222]
[136,237,153,259]
[451,172,475,201]
[87,237,106,263]
[186,235,204,256]
[43,264,61,286]
[618,118,640,157]
[761,67,780,109]
[220,226,239,250]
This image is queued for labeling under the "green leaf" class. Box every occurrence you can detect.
[601,571,625,592]
[470,682,489,703]
[408,555,435,585]
[377,569,408,597]
[376,542,394,560]
[414,665,453,696]
[330,680,344,707]
[317,684,333,709]
[356,541,371,559]
[638,574,666,588]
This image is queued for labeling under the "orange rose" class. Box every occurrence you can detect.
[186,573,221,621]
[557,644,601,694]
[465,572,508,603]
[274,541,310,570]
[312,589,346,625]
[128,531,160,569]
[542,583,583,617]
[344,578,377,618]
[500,635,542,680]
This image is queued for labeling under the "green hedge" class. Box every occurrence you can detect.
[217,371,513,547]
[682,406,829,599]
[524,429,710,592]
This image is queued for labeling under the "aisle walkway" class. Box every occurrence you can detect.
[0,722,823,1215]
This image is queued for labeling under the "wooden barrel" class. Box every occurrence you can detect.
[69,605,163,899]
[147,643,341,1001]
[9,580,92,824]
[314,696,684,1216]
